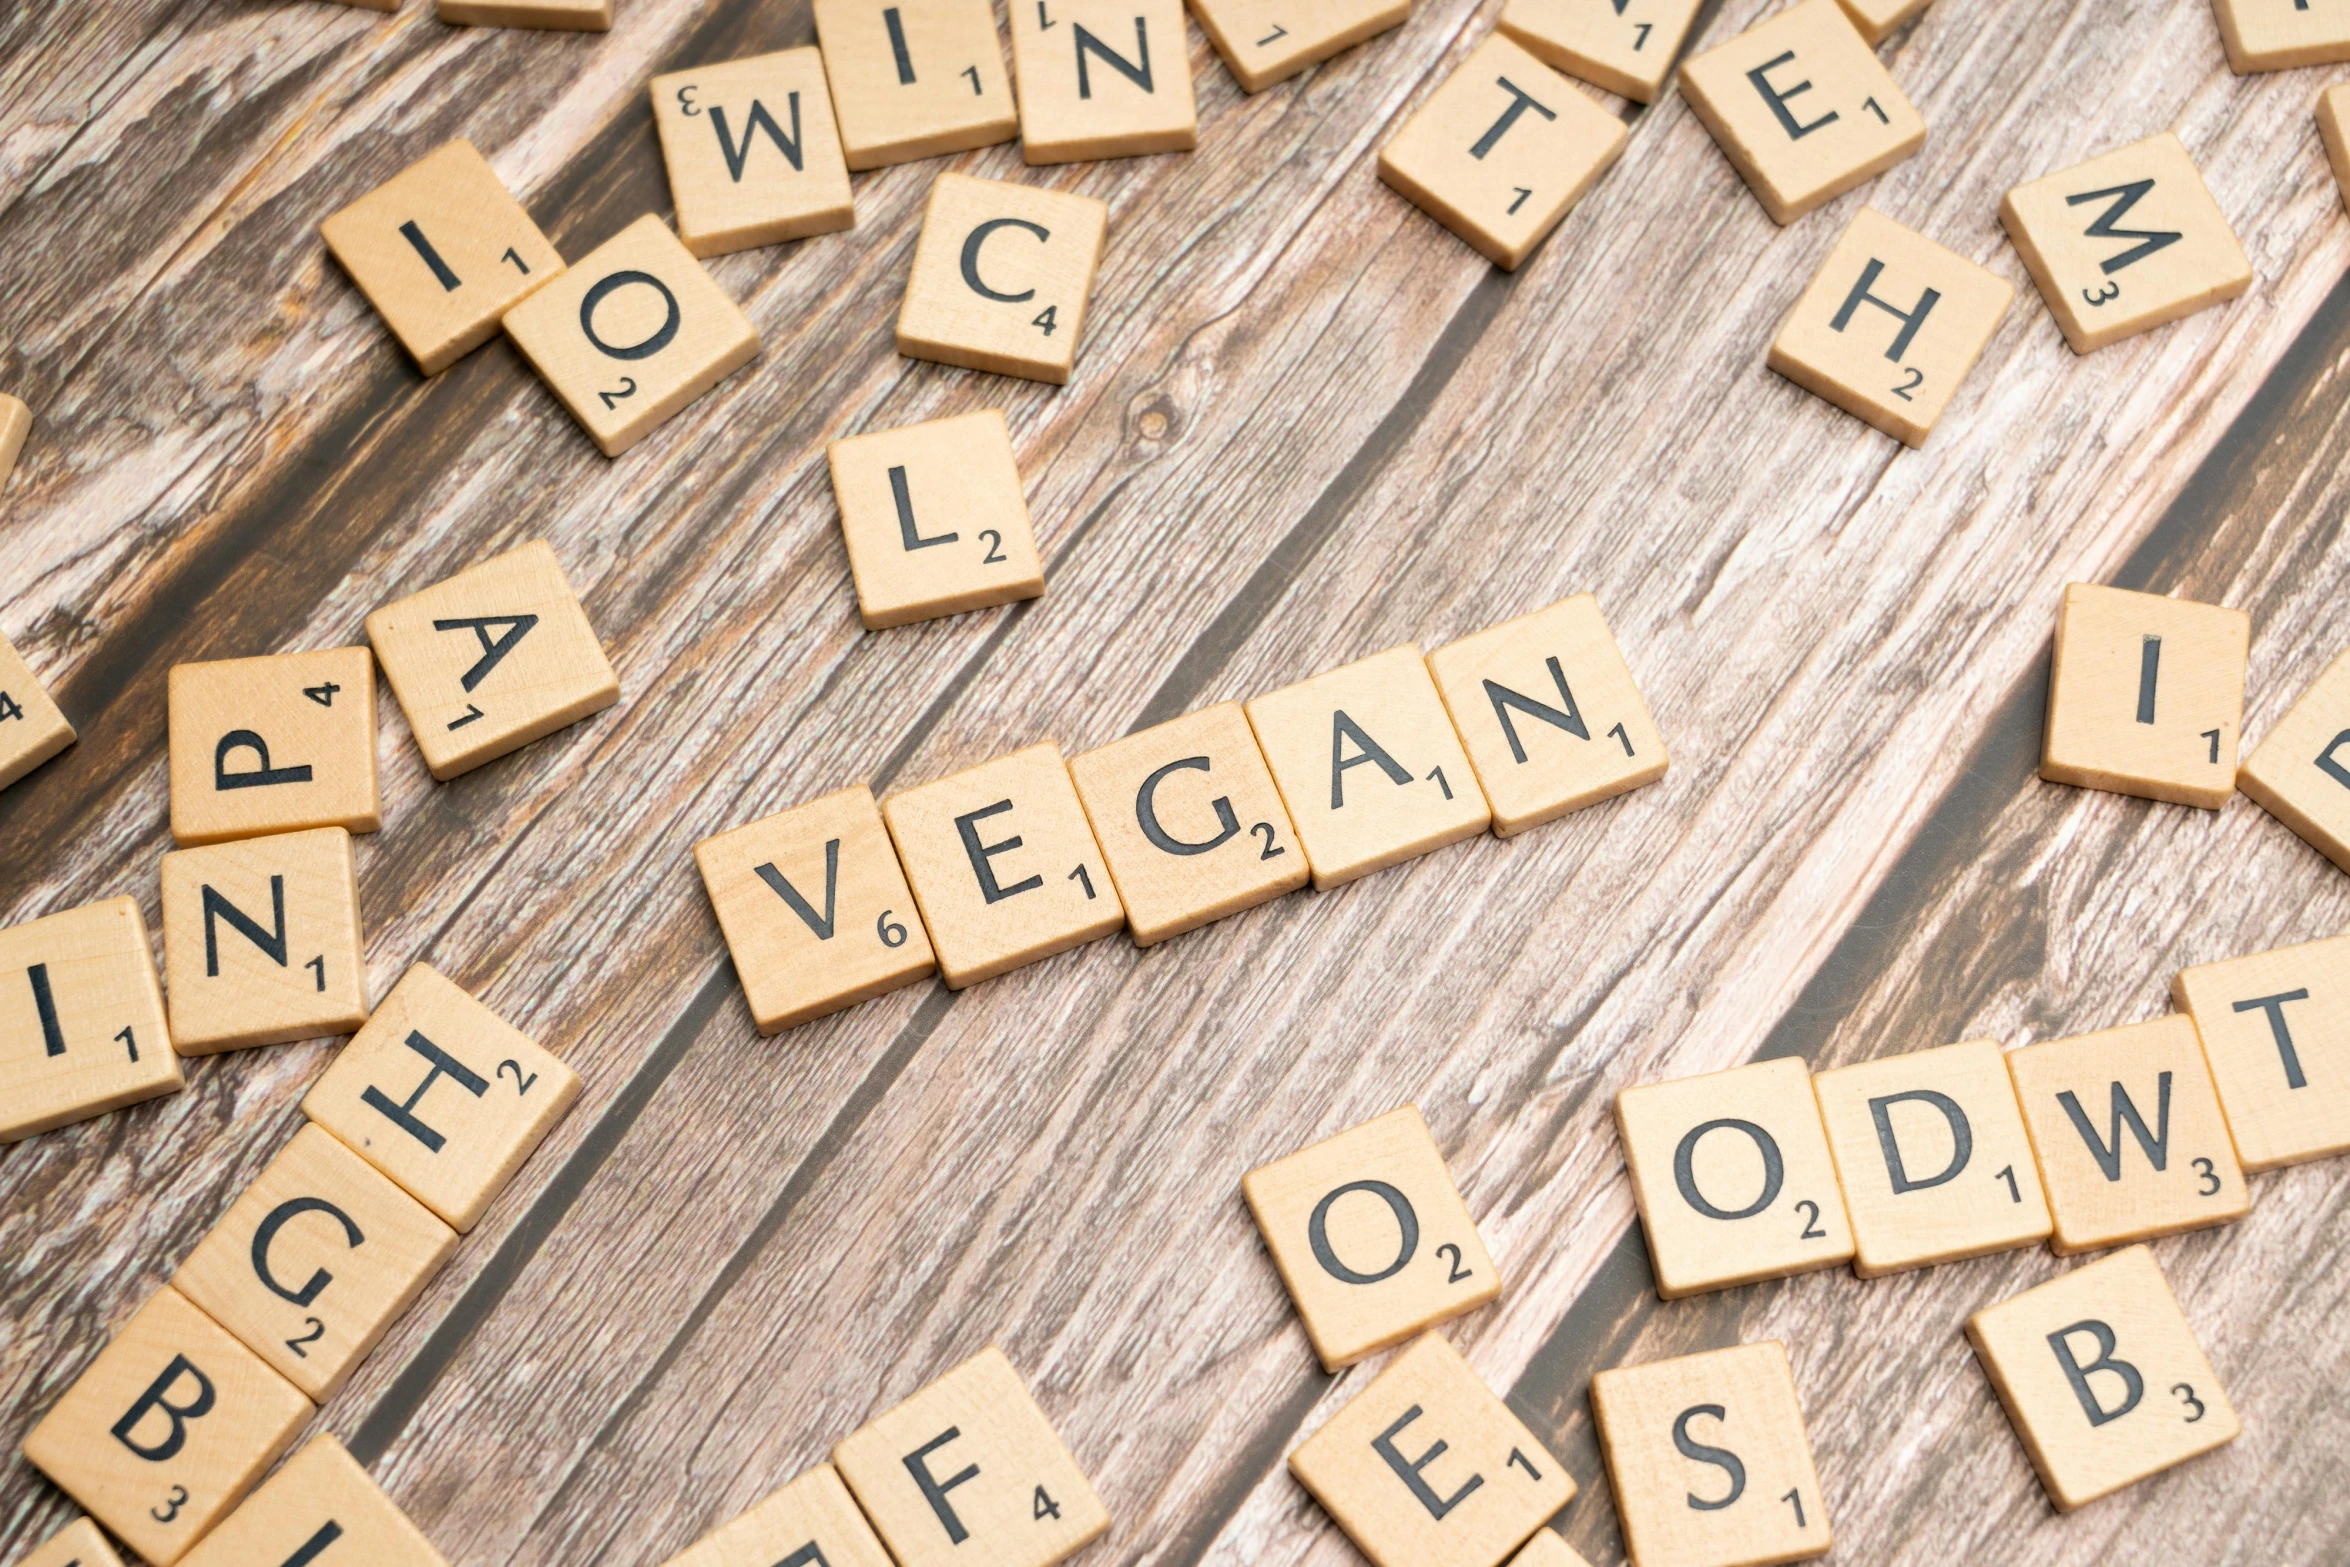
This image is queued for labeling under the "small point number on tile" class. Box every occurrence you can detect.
[1033,305,1059,336]
[306,954,326,991]
[1070,864,1096,898]
[1507,1446,1542,1481]
[1783,1487,1807,1527]
[1034,1485,1062,1520]
[285,1316,325,1358]
[1996,1163,2021,1202]
[2174,1382,2205,1422]
[1252,821,1285,859]
[1437,1241,1473,1283]
[1892,367,1923,401]
[304,682,341,706]
[980,528,1007,563]
[117,1024,140,1061]
[879,910,911,947]
[498,1059,540,1095]
[599,377,639,410]
[962,65,983,93]
[2193,1156,2220,1195]
[153,1486,190,1524]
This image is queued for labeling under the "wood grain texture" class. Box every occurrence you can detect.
[5,1,2350,1566]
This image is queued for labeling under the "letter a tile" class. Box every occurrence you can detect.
[1378,36,1627,271]
[2238,643,2350,873]
[2000,133,2250,353]
[1965,1245,2237,1511]
[832,1346,1109,1567]
[1,897,183,1143]
[813,0,1020,170]
[2040,583,2248,809]
[2006,1016,2248,1254]
[657,1463,896,1567]
[302,964,580,1232]
[1590,1341,1830,1567]
[1242,1106,1500,1370]
[2172,934,2350,1170]
[652,50,856,257]
[1614,1057,1853,1299]
[896,174,1109,383]
[827,410,1046,630]
[1497,0,1702,102]
[17,1518,126,1567]
[22,1287,311,1566]
[1678,0,1923,224]
[696,784,938,1032]
[1289,1332,1572,1567]
[503,214,759,456]
[0,630,77,791]
[167,648,380,847]
[159,827,368,1055]
[2212,0,2350,71]
[177,1435,448,1567]
[1190,0,1406,94]
[1011,0,1197,163]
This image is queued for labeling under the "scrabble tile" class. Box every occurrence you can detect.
[1009,0,1198,164]
[1678,0,1924,225]
[159,827,367,1055]
[656,1464,895,1567]
[2000,133,2250,354]
[173,1124,459,1402]
[1189,0,1406,94]
[2173,933,2350,1170]
[0,898,182,1144]
[0,392,30,488]
[652,50,856,258]
[22,1287,311,1567]
[1290,1333,1572,1567]
[1812,1039,2051,1277]
[365,539,620,781]
[2213,0,2350,69]
[1829,0,1930,44]
[503,215,759,457]
[1377,37,1627,271]
[832,1346,1109,1567]
[167,648,380,848]
[695,784,938,1032]
[1496,0,1700,103]
[1964,1244,2237,1511]
[320,139,565,376]
[1765,208,2013,447]
[2320,87,2350,218]
[1589,1341,1830,1567]
[302,963,580,1232]
[1244,645,1491,889]
[827,409,1046,629]
[1614,1057,1854,1299]
[2239,643,2350,873]
[1067,701,1308,946]
[178,1435,447,1567]
[896,174,1109,384]
[812,0,1020,170]
[437,0,610,28]
[2007,1015,2248,1255]
[2040,583,2249,809]
[1508,1532,1596,1567]
[1426,594,1666,837]
[0,630,77,791]
[1241,1106,1499,1370]
[15,1518,125,1567]
[882,742,1124,987]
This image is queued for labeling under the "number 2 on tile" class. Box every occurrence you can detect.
[1795,1199,1824,1239]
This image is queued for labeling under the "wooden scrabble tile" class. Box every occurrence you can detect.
[695,784,938,1032]
[1291,1333,1572,1567]
[1766,208,2012,447]
[882,743,1124,987]
[1244,645,1491,889]
[437,0,610,28]
[302,963,580,1232]
[1589,1341,1830,1567]
[813,0,1020,170]
[503,215,759,456]
[167,648,380,848]
[656,1464,895,1567]
[2239,643,2350,872]
[159,827,367,1055]
[0,630,77,791]
[1241,1106,1499,1370]
[827,409,1046,629]
[1508,1532,1596,1567]
[2173,933,2350,1171]
[0,392,30,489]
[1189,0,1406,94]
[173,1124,459,1402]
[2007,1015,2248,1254]
[652,50,856,258]
[22,1287,312,1567]
[1812,1039,2051,1277]
[1496,0,1700,103]
[1,898,182,1143]
[16,1518,125,1567]
[1067,701,1308,946]
[178,1435,446,1567]
[1678,0,1924,225]
[365,539,620,781]
[2321,87,2350,218]
[1828,0,1930,44]
[2040,583,2249,809]
[1009,0,1197,164]
[2000,133,2250,353]
[832,1345,1108,1567]
[1614,1057,1854,1299]
[1377,36,1626,271]
[320,139,565,376]
[1426,594,1666,837]
[896,174,1109,384]
[2213,0,2350,69]
[1964,1244,2237,1511]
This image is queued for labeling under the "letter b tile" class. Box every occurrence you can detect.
[896,174,1109,384]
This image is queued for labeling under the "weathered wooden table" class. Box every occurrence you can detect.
[6,0,2349,1559]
